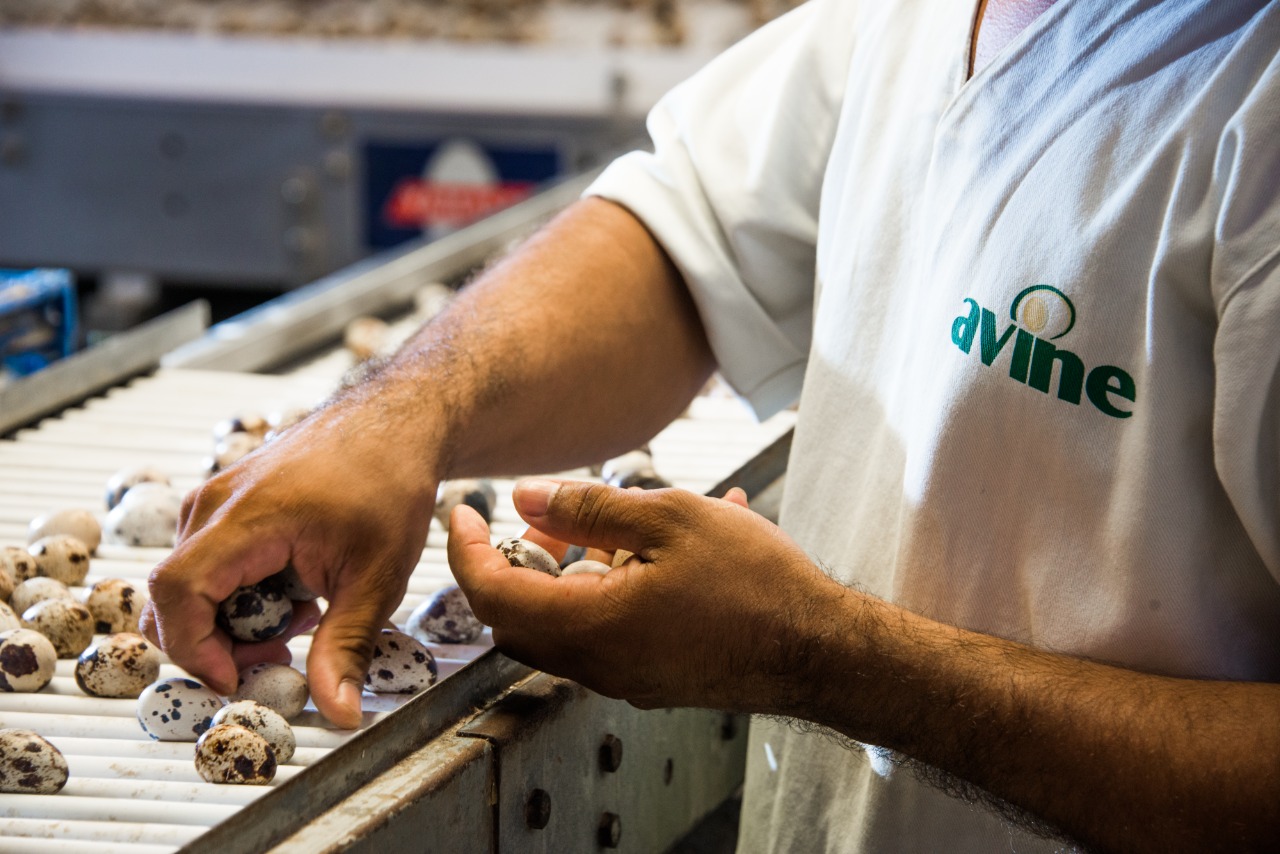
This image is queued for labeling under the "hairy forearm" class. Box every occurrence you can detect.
[334,197,714,480]
[784,585,1280,852]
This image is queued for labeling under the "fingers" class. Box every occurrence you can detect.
[146,521,292,695]
[722,486,749,508]
[512,479,672,554]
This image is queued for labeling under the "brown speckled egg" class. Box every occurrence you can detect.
[232,663,309,720]
[75,633,161,699]
[27,535,90,586]
[0,629,57,692]
[344,316,389,362]
[434,479,497,531]
[2,547,39,585]
[203,432,262,477]
[365,629,437,694]
[21,599,94,658]
[103,483,183,548]
[0,603,18,633]
[217,577,292,642]
[496,538,561,577]
[213,413,268,442]
[406,585,483,644]
[83,578,146,634]
[561,559,612,577]
[137,677,224,741]
[10,578,74,618]
[104,466,171,511]
[266,407,310,434]
[600,450,653,483]
[0,561,13,604]
[212,700,295,764]
[0,729,68,794]
[28,509,102,555]
[195,724,276,785]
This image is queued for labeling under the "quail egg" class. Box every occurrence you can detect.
[0,729,68,794]
[414,282,453,319]
[194,724,276,785]
[561,559,612,577]
[137,677,224,741]
[10,578,73,616]
[344,316,389,362]
[611,549,635,568]
[232,663,309,720]
[365,629,437,694]
[216,577,292,642]
[75,633,161,699]
[0,629,57,692]
[28,509,102,554]
[212,700,295,764]
[600,449,653,483]
[204,431,263,478]
[496,538,561,577]
[406,585,483,644]
[212,413,268,442]
[0,560,13,604]
[1,547,39,584]
[0,603,19,633]
[434,479,497,531]
[22,599,94,658]
[103,483,183,548]
[264,407,310,440]
[27,535,90,586]
[83,577,146,634]
[104,466,171,511]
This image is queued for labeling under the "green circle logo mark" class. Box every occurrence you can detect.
[1010,284,1075,340]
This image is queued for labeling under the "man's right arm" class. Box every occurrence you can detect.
[142,197,716,728]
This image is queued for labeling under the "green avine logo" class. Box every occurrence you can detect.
[951,286,1136,419]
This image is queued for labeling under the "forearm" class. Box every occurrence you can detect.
[789,586,1280,852]
[334,196,715,481]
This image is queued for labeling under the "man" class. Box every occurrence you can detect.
[143,0,1280,850]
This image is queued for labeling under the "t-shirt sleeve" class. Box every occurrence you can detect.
[585,0,856,419]
[1211,58,1280,584]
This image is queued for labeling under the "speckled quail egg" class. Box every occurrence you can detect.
[103,483,183,548]
[212,700,295,764]
[10,578,73,616]
[600,449,653,483]
[2,547,39,584]
[365,629,437,694]
[406,585,483,644]
[212,413,268,442]
[0,629,56,692]
[414,282,453,320]
[561,559,612,577]
[75,633,161,699]
[606,467,672,490]
[28,509,102,554]
[203,431,263,478]
[83,578,146,634]
[22,599,94,658]
[232,663,309,720]
[137,677,224,741]
[0,729,68,794]
[0,603,19,633]
[0,563,13,606]
[27,535,90,586]
[194,724,277,785]
[275,564,318,602]
[344,316,390,362]
[496,538,561,577]
[264,407,310,439]
[434,479,497,531]
[611,549,635,568]
[104,466,171,511]
[216,577,292,642]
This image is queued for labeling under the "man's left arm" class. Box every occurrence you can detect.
[449,479,1280,854]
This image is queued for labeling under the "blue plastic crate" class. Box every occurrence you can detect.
[0,268,78,378]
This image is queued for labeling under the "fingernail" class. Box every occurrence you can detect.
[294,614,320,634]
[515,479,559,518]
[337,680,363,726]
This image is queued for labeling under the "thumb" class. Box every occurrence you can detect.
[306,579,386,730]
[512,478,658,553]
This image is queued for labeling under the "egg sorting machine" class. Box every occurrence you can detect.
[0,0,773,288]
[0,173,795,852]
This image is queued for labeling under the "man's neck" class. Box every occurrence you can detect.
[971,0,1061,77]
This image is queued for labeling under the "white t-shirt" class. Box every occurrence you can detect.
[588,0,1280,850]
